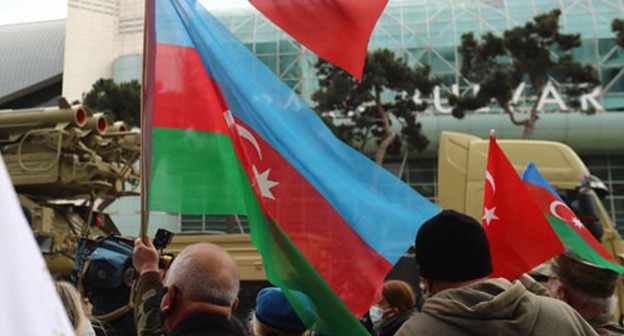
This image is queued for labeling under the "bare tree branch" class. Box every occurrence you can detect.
[502,102,529,127]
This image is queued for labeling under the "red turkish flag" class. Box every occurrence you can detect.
[249,0,388,79]
[483,135,564,279]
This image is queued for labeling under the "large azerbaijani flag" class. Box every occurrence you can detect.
[142,0,440,334]
[522,163,624,273]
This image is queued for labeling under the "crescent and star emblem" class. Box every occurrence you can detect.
[253,165,279,200]
[224,110,262,159]
[224,110,279,200]
[483,170,499,226]
[235,125,262,160]
[485,171,496,194]
[550,201,584,229]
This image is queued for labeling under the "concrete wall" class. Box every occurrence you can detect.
[62,0,144,102]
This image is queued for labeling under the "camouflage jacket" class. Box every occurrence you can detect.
[134,271,165,336]
[588,314,624,336]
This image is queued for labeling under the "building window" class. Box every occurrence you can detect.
[180,215,249,234]
[388,158,438,203]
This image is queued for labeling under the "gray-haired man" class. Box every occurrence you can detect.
[133,238,241,336]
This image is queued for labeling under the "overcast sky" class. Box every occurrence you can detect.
[0,0,252,26]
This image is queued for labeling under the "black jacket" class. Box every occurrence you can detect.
[168,313,243,336]
[376,309,418,336]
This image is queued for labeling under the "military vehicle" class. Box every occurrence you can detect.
[0,98,141,334]
[0,98,140,276]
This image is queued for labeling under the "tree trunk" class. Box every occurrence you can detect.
[522,118,537,139]
[502,102,529,127]
[523,85,543,139]
[500,85,542,140]
[374,86,396,165]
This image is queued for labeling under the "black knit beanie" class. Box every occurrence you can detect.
[416,210,493,282]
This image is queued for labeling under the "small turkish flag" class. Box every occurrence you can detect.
[483,134,564,279]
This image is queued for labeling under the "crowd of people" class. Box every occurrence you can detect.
[53,209,624,335]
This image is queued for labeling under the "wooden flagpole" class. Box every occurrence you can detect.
[139,0,153,239]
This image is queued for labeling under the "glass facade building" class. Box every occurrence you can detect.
[196,0,624,233]
[213,0,624,110]
[104,0,624,234]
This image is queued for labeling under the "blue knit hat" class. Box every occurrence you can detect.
[255,287,306,334]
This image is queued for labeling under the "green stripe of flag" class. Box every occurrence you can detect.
[150,127,369,335]
[241,182,370,335]
[150,127,250,214]
[547,215,624,273]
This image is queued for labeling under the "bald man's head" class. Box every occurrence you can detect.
[165,243,240,306]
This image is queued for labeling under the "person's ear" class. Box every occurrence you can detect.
[161,296,171,314]
[383,307,400,319]
[161,286,177,314]
[231,297,239,314]
[160,286,178,333]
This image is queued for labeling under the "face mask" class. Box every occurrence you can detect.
[369,305,384,325]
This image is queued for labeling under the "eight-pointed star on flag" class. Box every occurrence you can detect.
[253,165,279,200]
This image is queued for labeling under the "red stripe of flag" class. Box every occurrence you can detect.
[228,115,392,316]
[153,44,230,134]
[524,183,617,263]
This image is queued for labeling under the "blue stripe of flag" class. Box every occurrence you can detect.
[156,0,440,264]
[522,162,563,201]
[155,0,194,47]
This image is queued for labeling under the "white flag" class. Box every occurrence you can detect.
[0,154,75,336]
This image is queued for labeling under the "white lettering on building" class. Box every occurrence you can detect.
[581,87,602,111]
[433,85,457,113]
[415,81,604,114]
[537,81,568,111]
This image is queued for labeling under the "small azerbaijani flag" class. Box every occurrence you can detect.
[522,163,624,273]
[142,0,440,334]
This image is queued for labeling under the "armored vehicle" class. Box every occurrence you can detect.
[0,98,140,276]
